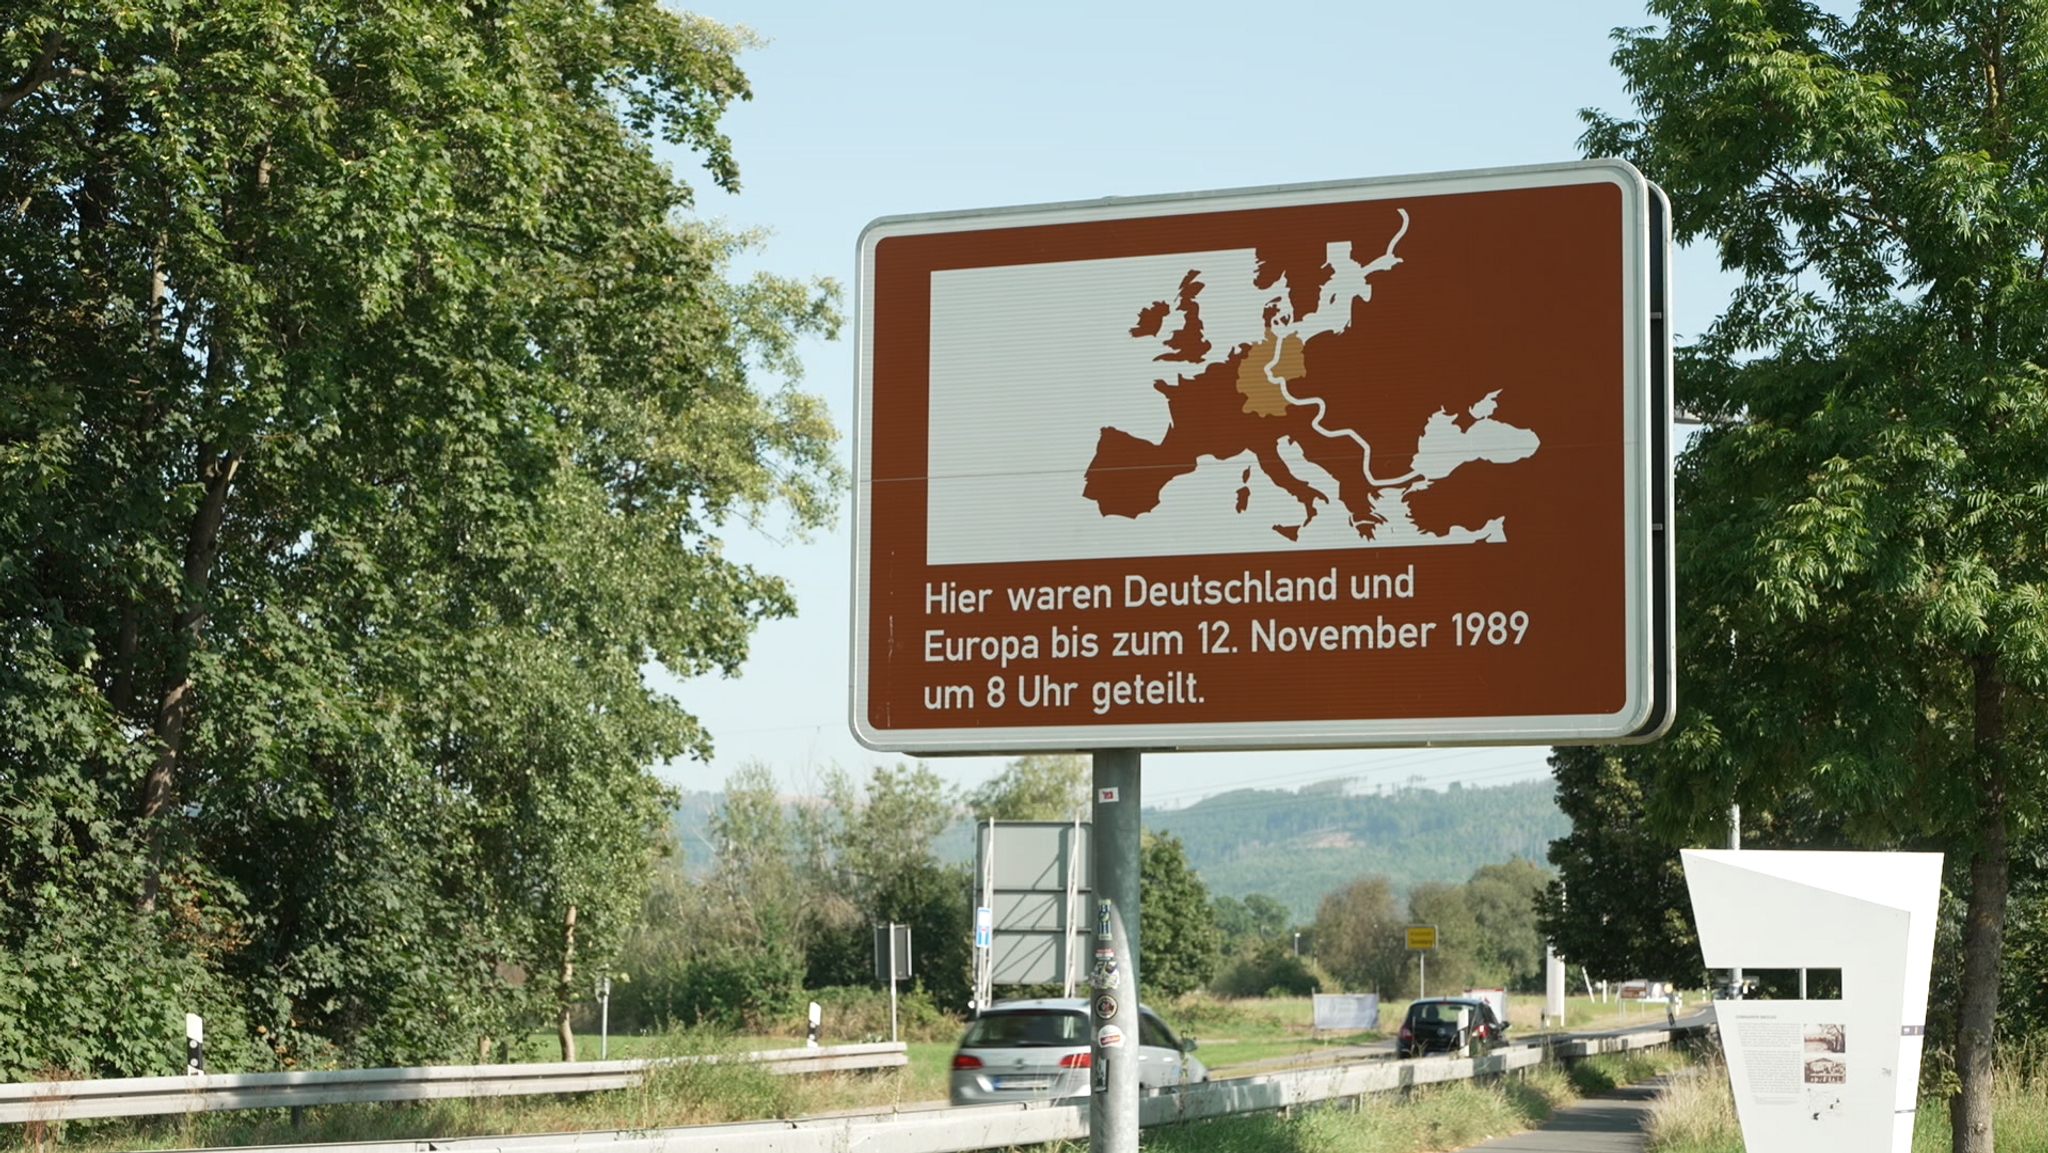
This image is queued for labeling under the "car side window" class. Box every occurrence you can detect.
[1138,1011,1176,1050]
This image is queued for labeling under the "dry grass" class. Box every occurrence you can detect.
[1644,1042,2048,1153]
[1640,1057,1742,1153]
[1,1030,953,1152]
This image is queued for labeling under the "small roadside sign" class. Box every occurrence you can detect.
[974,905,992,949]
[1406,925,1438,951]
[874,923,912,981]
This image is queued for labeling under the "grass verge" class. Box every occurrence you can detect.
[6,993,1701,1151]
[1643,1043,2048,1153]
[4,1028,950,1152]
[1000,1061,1588,1153]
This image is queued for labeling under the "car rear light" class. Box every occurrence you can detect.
[1058,1052,1093,1068]
[952,1054,983,1070]
[1399,1024,1412,1040]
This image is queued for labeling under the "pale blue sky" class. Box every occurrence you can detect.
[646,0,1745,807]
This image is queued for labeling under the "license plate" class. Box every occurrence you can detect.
[993,1076,1052,1090]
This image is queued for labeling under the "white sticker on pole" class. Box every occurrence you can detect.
[1098,786,1120,803]
[1096,1024,1127,1049]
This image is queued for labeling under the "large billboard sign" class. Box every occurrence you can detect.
[853,160,1672,753]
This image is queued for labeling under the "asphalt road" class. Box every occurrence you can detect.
[1206,1006,1716,1079]
[1451,1079,1668,1152]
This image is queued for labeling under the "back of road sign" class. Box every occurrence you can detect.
[852,160,1673,754]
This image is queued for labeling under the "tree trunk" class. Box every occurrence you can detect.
[135,440,243,913]
[557,903,578,1062]
[1953,656,2010,1153]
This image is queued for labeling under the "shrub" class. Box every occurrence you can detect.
[1211,940,1332,998]
[804,985,960,1044]
[611,939,805,1033]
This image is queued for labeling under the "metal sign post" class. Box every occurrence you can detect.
[1407,925,1438,999]
[848,160,1677,1153]
[874,922,911,1043]
[1089,750,1140,1153]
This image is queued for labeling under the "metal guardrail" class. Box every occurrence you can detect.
[11,1019,1701,1151]
[1553,1025,1685,1058]
[141,1043,1573,1153]
[0,1043,907,1125]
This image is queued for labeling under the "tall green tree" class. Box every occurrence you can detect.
[1405,882,1481,997]
[1464,857,1553,992]
[965,754,1089,822]
[814,764,971,1007]
[1212,892,1292,944]
[0,0,837,1076]
[1309,876,1406,995]
[1582,2,2048,1146]
[1138,831,1222,998]
[1538,747,1706,987]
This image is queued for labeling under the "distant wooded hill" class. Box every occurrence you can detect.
[1144,778,1567,919]
[668,776,1566,923]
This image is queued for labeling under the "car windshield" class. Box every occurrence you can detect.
[962,1009,1088,1048]
[1414,1002,1476,1023]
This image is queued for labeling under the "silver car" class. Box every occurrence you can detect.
[947,998,1208,1105]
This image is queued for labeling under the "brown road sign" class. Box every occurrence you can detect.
[853,161,1673,754]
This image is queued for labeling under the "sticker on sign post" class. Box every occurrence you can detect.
[1098,786,1120,803]
[1095,993,1118,1019]
[1091,950,1120,990]
[1097,1024,1127,1050]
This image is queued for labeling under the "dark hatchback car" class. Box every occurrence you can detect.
[1395,996,1509,1059]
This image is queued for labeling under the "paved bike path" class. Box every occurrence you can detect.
[1451,1080,1661,1152]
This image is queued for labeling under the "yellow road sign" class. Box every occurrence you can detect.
[1406,925,1438,950]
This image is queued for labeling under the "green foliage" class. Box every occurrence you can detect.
[1140,831,1222,998]
[1210,938,1332,998]
[965,754,1088,821]
[823,764,959,905]
[1567,1048,1693,1098]
[1465,858,1551,992]
[0,0,838,1075]
[1540,746,1706,986]
[807,984,958,1044]
[1212,892,1293,943]
[1406,882,1482,996]
[1997,865,2048,1041]
[616,937,806,1033]
[1310,876,1406,995]
[620,763,972,1023]
[1581,4,2048,1143]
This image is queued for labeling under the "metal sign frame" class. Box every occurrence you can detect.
[852,160,1672,753]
